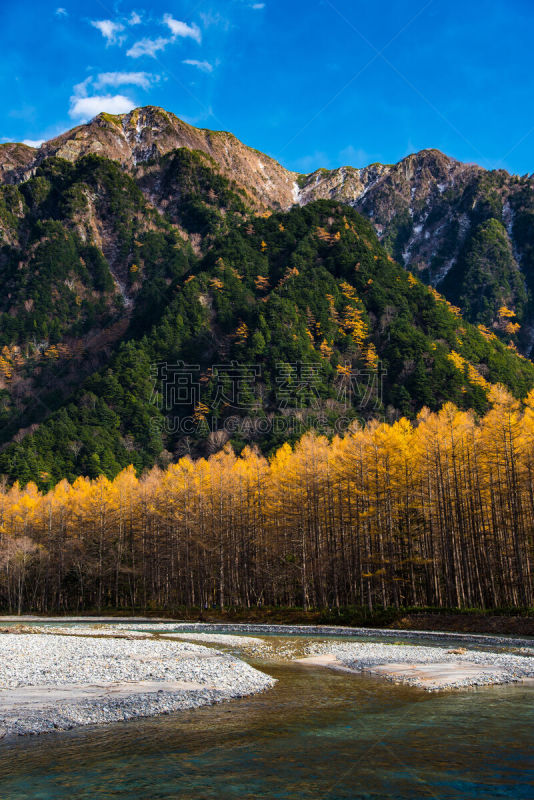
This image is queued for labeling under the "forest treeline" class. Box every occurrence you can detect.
[1,385,533,614]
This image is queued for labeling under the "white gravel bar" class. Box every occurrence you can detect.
[0,633,275,738]
[297,640,534,690]
[2,619,534,650]
[24,626,268,650]
[159,632,267,648]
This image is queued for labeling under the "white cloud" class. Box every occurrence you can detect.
[127,14,203,59]
[55,7,68,16]
[163,14,201,44]
[199,10,231,30]
[94,71,158,90]
[183,59,213,73]
[90,19,125,45]
[69,94,135,121]
[127,36,170,58]
[251,3,265,8]
[128,11,142,25]
[73,76,92,97]
[22,139,44,148]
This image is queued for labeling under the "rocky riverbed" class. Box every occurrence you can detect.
[0,621,533,739]
[299,639,534,690]
[0,633,275,737]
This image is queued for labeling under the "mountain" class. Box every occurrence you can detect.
[1,197,532,488]
[0,145,251,450]
[4,108,534,354]
[1,108,534,487]
[300,150,534,350]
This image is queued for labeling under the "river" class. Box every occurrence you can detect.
[0,627,532,799]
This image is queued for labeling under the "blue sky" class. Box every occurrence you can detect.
[1,0,533,175]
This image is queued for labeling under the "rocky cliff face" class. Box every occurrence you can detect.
[0,143,36,184]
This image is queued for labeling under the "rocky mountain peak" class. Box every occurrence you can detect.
[1,106,300,209]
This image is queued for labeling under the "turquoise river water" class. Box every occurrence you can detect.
[0,628,532,799]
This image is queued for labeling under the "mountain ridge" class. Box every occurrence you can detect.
[1,107,301,210]
[1,107,490,211]
[4,106,534,353]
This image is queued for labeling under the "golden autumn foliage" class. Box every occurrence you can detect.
[427,285,461,317]
[276,266,299,289]
[364,343,379,370]
[230,267,243,281]
[1,390,533,612]
[341,307,367,346]
[505,321,521,335]
[316,226,341,245]
[235,322,249,342]
[0,346,13,380]
[319,339,334,359]
[447,350,492,394]
[255,275,270,292]
[193,401,210,421]
[339,285,368,350]
[496,305,521,335]
[477,324,497,342]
